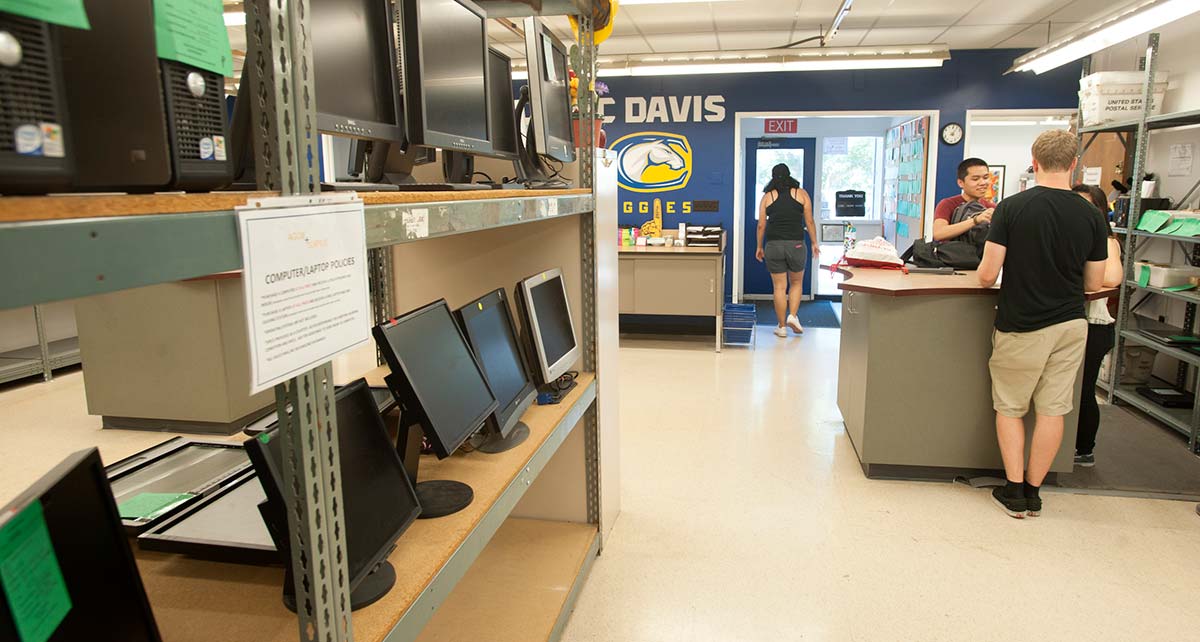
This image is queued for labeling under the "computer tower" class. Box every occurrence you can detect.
[0,12,72,194]
[58,0,231,192]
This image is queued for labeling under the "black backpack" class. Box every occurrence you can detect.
[950,199,992,248]
[901,239,981,270]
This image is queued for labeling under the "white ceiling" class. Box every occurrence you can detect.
[488,0,1130,58]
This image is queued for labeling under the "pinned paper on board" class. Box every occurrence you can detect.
[1169,143,1194,177]
[1082,167,1103,186]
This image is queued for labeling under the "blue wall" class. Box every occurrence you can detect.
[597,49,1083,298]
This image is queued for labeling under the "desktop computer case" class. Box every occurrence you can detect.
[57,0,231,192]
[0,12,73,194]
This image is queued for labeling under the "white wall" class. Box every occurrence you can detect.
[964,122,1069,200]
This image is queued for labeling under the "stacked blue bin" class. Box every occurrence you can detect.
[722,303,757,346]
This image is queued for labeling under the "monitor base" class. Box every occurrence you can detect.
[474,422,531,454]
[322,181,399,192]
[415,480,474,518]
[392,182,493,192]
[283,560,396,612]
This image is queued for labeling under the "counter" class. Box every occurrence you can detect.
[835,267,1116,480]
[619,243,725,351]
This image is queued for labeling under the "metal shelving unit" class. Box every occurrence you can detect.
[0,2,607,641]
[0,305,80,385]
[1094,32,1200,455]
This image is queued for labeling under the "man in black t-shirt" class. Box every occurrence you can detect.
[976,129,1109,519]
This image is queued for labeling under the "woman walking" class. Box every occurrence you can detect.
[756,163,819,337]
[1071,183,1123,466]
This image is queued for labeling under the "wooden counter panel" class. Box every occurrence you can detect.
[834,267,1118,300]
[618,245,722,255]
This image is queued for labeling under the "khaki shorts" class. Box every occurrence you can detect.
[989,318,1088,417]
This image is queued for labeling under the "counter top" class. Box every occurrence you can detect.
[618,244,722,255]
[834,266,1117,300]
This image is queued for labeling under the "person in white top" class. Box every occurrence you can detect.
[1072,183,1123,467]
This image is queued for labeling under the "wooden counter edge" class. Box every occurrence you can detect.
[831,266,1119,300]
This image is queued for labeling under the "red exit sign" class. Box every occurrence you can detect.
[764,118,798,134]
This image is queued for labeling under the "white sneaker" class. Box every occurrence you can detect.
[786,314,804,334]
[773,326,788,338]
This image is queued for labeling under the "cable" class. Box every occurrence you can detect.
[771,34,824,50]
[471,171,495,183]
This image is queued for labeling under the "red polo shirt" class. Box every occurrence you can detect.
[934,195,996,223]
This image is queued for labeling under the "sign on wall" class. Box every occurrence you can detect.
[764,118,798,134]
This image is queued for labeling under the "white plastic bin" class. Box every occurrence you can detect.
[1078,71,1168,126]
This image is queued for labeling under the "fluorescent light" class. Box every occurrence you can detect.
[593,46,949,77]
[823,0,854,45]
[224,11,246,27]
[972,118,1073,127]
[620,0,737,4]
[1009,0,1200,74]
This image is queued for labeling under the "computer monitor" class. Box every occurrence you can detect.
[312,0,404,143]
[485,48,520,162]
[454,288,537,453]
[515,268,581,389]
[398,0,492,176]
[523,18,575,164]
[373,299,499,517]
[0,449,161,642]
[245,379,421,611]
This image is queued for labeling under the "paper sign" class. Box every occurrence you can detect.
[153,0,233,77]
[1169,143,1194,177]
[0,501,71,642]
[402,208,429,240]
[1082,167,1103,186]
[238,196,371,394]
[764,118,798,134]
[117,493,193,520]
[824,137,848,155]
[0,0,89,29]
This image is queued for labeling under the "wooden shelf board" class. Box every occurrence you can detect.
[415,519,598,642]
[0,189,590,223]
[135,372,594,642]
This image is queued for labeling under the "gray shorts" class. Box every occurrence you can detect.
[764,239,807,274]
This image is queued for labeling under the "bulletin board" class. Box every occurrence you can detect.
[881,117,930,252]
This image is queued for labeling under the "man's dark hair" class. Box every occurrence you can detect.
[957,158,989,181]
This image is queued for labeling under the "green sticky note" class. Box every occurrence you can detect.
[1137,265,1151,287]
[153,0,233,77]
[1136,210,1171,232]
[117,492,193,521]
[0,501,72,642]
[1163,284,1197,292]
[0,0,89,29]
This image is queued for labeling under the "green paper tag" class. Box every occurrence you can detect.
[117,492,194,521]
[1136,210,1171,233]
[1137,265,1151,288]
[0,0,90,29]
[1163,284,1197,292]
[0,501,72,642]
[153,0,233,77]
[1167,335,1200,343]
[257,433,271,444]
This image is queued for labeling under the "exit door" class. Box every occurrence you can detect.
[742,137,816,298]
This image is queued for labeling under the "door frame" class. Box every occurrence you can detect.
[732,110,941,303]
[742,136,817,300]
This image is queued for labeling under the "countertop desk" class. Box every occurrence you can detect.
[835,267,1117,479]
[619,243,725,352]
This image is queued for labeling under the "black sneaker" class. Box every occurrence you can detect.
[1074,452,1095,467]
[991,487,1027,519]
[1026,495,1042,518]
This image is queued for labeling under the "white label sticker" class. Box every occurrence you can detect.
[14,124,41,156]
[212,135,227,161]
[402,208,429,239]
[199,137,215,160]
[548,199,559,217]
[39,123,64,158]
[237,197,371,394]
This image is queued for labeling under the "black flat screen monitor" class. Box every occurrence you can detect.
[523,18,575,163]
[485,48,520,161]
[398,0,491,154]
[455,289,537,438]
[516,268,580,386]
[246,379,421,610]
[373,299,499,458]
[0,449,161,642]
[312,0,404,142]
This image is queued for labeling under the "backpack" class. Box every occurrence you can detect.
[950,199,991,249]
[901,239,982,270]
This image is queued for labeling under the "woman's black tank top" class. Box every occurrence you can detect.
[765,188,806,242]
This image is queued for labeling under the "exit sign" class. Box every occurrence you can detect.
[764,118,798,134]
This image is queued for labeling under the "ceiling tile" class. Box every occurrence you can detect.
[958,0,1072,26]
[494,42,525,60]
[848,0,970,28]
[859,27,948,46]
[713,3,798,31]
[1048,21,1085,40]
[814,28,871,47]
[936,24,1030,48]
[597,35,654,56]
[992,24,1053,48]
[621,4,715,34]
[714,30,795,49]
[647,32,721,53]
[487,21,523,44]
[1048,0,1129,22]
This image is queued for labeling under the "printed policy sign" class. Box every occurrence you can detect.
[237,195,371,393]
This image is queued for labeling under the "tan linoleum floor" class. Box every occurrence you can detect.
[562,329,1200,642]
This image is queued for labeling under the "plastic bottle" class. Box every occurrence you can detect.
[845,222,857,252]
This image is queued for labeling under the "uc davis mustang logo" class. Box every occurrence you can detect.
[610,132,692,193]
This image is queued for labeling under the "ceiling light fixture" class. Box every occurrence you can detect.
[823,0,854,46]
[619,0,738,4]
[1008,0,1200,74]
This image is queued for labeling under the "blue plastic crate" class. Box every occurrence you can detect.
[722,303,757,346]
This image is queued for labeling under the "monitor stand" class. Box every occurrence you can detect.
[387,375,474,519]
[514,85,573,190]
[473,422,531,454]
[281,556,396,612]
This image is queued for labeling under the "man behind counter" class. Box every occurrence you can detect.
[933,158,996,241]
